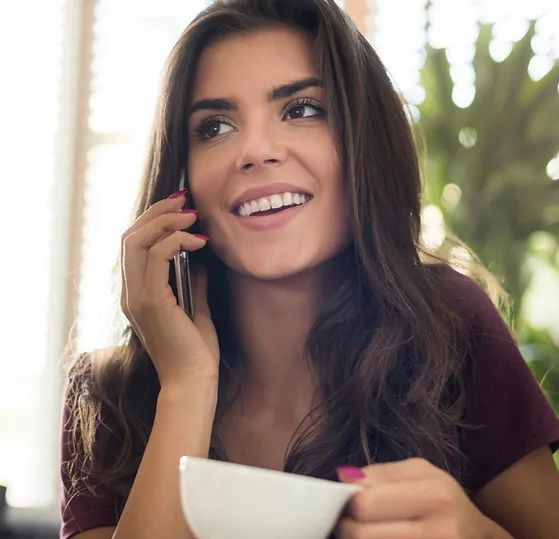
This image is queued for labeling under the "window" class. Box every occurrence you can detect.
[0,0,69,509]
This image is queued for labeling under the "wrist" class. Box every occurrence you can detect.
[159,374,218,405]
[159,363,219,388]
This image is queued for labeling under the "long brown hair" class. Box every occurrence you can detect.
[62,0,509,512]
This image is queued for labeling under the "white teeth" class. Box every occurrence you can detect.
[258,198,271,211]
[235,191,312,216]
[270,194,283,209]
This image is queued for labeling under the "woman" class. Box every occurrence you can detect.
[60,1,559,538]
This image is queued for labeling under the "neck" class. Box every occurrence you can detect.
[226,251,351,423]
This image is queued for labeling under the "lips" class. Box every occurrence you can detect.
[229,182,313,213]
[233,197,312,231]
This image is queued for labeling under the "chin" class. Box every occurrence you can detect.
[214,232,353,281]
[230,250,339,282]
[239,258,309,281]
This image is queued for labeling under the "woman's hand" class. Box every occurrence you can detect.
[334,458,507,539]
[120,191,220,388]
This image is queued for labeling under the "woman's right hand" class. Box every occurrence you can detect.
[120,191,220,388]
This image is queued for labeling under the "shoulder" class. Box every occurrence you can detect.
[61,345,119,417]
[61,346,125,441]
[423,262,491,301]
[71,346,124,371]
[423,262,505,330]
[423,264,521,375]
[64,346,125,391]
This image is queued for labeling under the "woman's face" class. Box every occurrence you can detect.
[187,25,352,279]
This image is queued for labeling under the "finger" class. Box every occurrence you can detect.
[347,477,444,522]
[129,211,198,250]
[121,191,188,267]
[120,192,190,324]
[342,458,439,486]
[142,230,208,301]
[121,194,188,288]
[128,192,188,235]
[334,516,423,539]
[123,212,198,303]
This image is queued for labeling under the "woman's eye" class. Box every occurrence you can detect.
[285,102,323,120]
[192,100,324,141]
[194,119,234,141]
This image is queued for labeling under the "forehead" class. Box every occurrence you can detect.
[191,26,318,100]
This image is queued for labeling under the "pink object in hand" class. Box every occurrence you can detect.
[336,466,366,480]
[168,189,188,199]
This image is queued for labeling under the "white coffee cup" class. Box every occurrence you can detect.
[179,456,365,539]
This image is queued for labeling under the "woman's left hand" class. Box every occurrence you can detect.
[333,457,496,539]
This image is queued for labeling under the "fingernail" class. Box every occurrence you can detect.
[192,233,209,241]
[179,209,198,214]
[167,189,188,199]
[336,466,366,480]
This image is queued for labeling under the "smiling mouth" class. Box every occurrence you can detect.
[252,206,292,216]
[233,195,313,217]
[231,195,313,231]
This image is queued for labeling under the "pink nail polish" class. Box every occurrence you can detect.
[336,466,366,480]
[167,189,188,199]
[179,209,198,214]
[192,233,209,241]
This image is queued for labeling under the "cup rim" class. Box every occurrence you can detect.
[179,455,365,493]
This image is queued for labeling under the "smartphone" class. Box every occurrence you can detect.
[170,172,195,320]
[172,249,194,319]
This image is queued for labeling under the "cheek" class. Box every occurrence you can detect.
[323,197,353,253]
[309,131,341,184]
[187,154,223,212]
[310,138,345,207]
[318,152,352,245]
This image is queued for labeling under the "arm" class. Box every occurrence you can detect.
[472,444,559,539]
[111,374,218,539]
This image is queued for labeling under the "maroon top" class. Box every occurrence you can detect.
[59,265,559,539]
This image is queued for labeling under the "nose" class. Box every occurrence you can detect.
[235,122,287,173]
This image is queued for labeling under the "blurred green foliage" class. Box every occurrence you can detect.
[415,20,559,433]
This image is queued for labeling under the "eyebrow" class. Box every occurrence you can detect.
[187,77,323,119]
